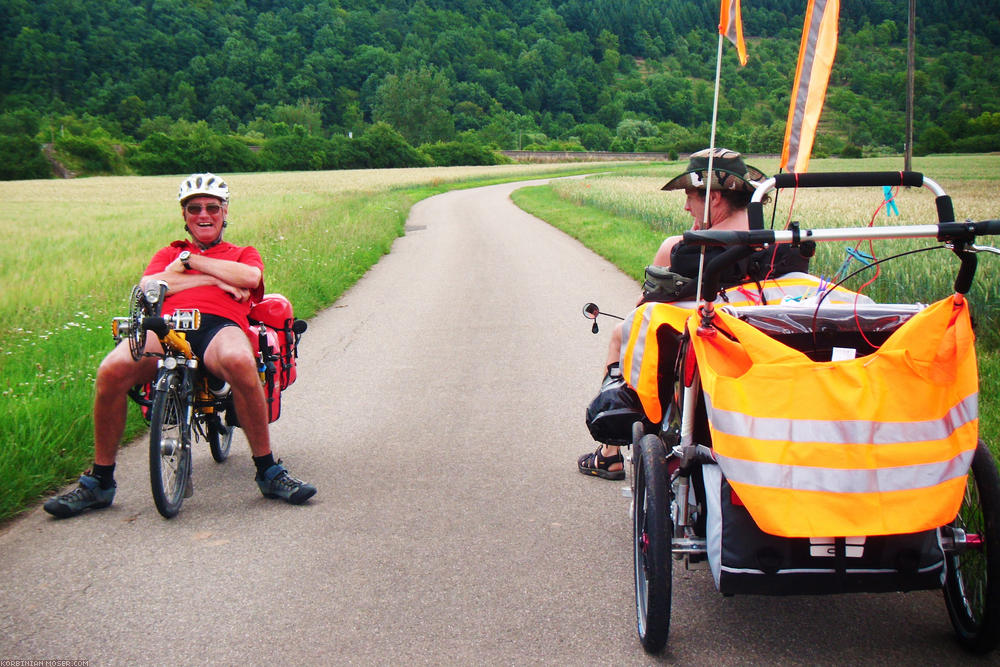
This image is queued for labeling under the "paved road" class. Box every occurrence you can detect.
[0,180,987,665]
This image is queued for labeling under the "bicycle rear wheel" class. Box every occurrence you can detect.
[149,370,191,518]
[943,440,1000,654]
[207,412,234,463]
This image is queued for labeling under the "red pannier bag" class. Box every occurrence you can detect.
[248,294,305,422]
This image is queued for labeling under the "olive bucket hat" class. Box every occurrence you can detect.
[661,148,766,193]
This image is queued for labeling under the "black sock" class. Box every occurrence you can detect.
[91,463,116,490]
[253,454,276,477]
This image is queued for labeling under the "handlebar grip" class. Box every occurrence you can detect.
[771,171,924,189]
[954,252,977,295]
[976,219,1000,235]
[937,219,1000,241]
[141,316,169,338]
[683,229,777,247]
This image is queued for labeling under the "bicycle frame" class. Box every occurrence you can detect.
[112,281,237,516]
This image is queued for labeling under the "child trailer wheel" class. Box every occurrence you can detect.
[943,440,1000,654]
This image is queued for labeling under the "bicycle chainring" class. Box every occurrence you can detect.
[126,284,148,361]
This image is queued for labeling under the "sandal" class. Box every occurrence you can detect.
[577,445,625,480]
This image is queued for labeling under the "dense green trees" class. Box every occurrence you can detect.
[373,68,455,145]
[0,134,49,180]
[0,0,997,179]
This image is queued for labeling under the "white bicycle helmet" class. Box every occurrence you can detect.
[177,172,230,204]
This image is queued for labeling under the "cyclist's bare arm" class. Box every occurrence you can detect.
[653,235,682,267]
[165,253,261,289]
[140,270,253,302]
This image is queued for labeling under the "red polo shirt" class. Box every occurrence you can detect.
[144,240,265,331]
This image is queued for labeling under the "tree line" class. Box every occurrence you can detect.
[1,0,998,179]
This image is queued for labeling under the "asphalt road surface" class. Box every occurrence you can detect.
[1,179,990,666]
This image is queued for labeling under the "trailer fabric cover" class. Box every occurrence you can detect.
[691,296,978,538]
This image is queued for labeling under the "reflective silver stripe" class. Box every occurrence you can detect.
[715,448,975,493]
[722,566,835,575]
[785,0,832,172]
[721,563,943,575]
[723,0,739,45]
[705,392,978,445]
[620,307,637,374]
[716,273,873,306]
[751,273,873,306]
[703,463,723,587]
[623,306,653,389]
[672,278,832,307]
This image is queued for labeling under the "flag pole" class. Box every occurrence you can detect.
[694,31,726,306]
[706,30,724,220]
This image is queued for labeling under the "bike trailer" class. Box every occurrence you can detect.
[622,171,1000,656]
[691,296,977,595]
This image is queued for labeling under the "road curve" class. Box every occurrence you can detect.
[0,179,983,665]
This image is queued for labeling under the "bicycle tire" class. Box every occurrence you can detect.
[943,440,1000,654]
[633,433,672,654]
[149,370,191,518]
[207,413,234,463]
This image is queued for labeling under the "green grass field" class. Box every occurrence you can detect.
[2,156,997,522]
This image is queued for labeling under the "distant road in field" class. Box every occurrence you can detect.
[0,179,979,665]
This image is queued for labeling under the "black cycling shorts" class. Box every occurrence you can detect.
[181,313,241,361]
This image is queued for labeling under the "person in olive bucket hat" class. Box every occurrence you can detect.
[659,146,766,197]
[578,148,775,481]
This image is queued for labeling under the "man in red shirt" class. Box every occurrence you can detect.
[45,173,316,517]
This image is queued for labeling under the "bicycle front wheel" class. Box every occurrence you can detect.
[149,370,192,518]
[634,434,672,654]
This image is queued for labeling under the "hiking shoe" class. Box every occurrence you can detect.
[43,474,116,518]
[256,462,316,504]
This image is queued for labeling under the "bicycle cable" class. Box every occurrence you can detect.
[810,244,945,353]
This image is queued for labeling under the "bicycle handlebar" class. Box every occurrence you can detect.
[746,172,951,229]
[684,219,1000,247]
[683,219,1000,296]
[770,171,924,190]
[140,316,168,335]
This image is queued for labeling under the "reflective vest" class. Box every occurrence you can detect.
[620,273,872,422]
[691,296,977,538]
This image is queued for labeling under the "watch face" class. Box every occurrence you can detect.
[180,251,190,260]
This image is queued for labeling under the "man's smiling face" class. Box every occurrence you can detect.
[182,195,227,246]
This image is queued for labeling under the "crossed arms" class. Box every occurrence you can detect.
[141,253,262,303]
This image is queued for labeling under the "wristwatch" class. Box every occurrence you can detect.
[178,250,192,270]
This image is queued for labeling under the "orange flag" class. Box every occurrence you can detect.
[781,0,840,173]
[719,0,748,66]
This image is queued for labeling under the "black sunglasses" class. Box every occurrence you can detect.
[185,203,222,215]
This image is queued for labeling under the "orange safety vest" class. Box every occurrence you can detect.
[691,296,977,538]
[620,273,871,422]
